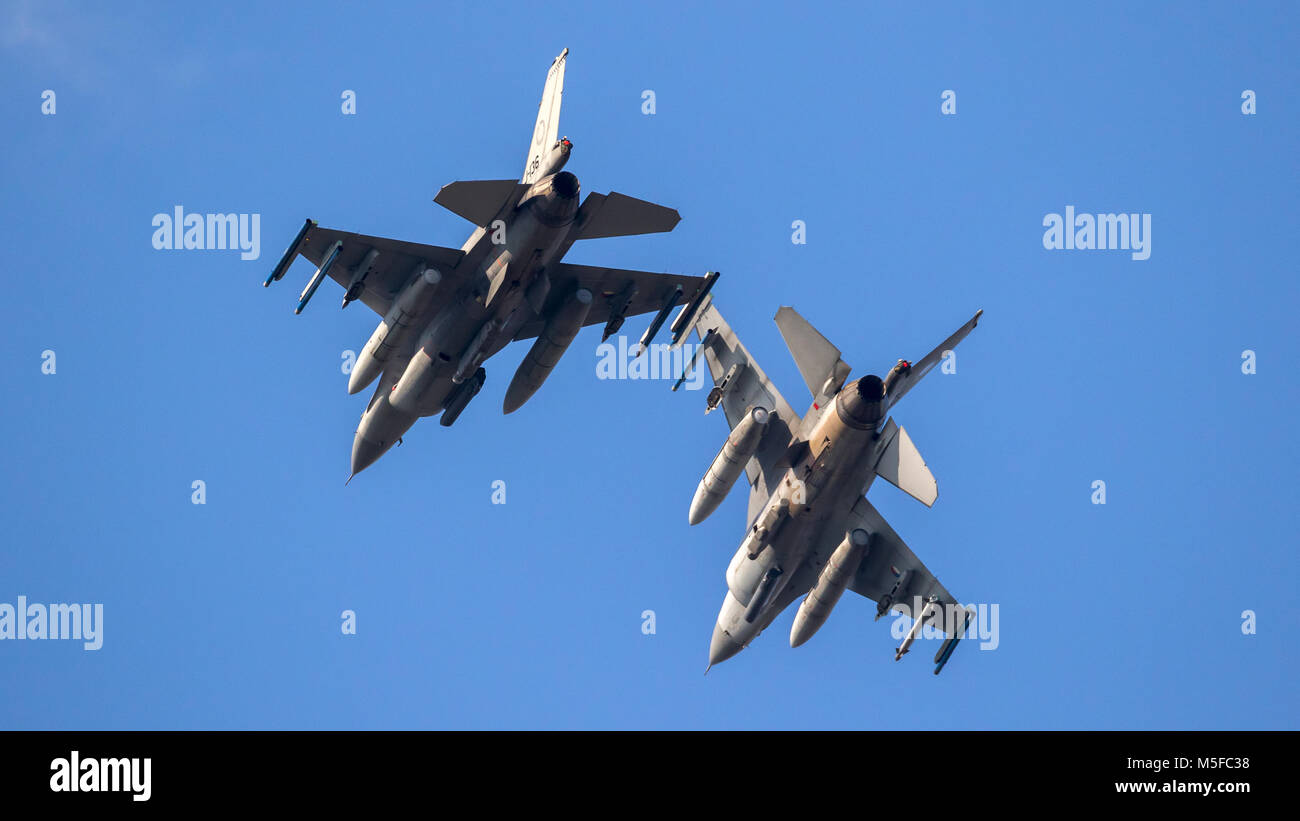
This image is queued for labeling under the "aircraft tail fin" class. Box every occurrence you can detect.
[774,306,852,407]
[522,48,567,184]
[874,419,938,507]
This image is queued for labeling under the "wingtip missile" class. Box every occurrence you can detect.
[932,606,976,675]
[265,218,316,287]
[669,271,720,347]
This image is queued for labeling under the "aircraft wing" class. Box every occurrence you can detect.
[688,300,802,526]
[845,496,961,625]
[883,309,983,412]
[511,262,708,341]
[293,225,465,316]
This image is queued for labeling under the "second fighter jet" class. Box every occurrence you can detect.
[675,298,983,674]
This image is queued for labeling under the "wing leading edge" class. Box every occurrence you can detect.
[511,263,709,342]
[291,224,465,316]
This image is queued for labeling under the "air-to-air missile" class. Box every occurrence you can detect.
[895,596,938,660]
[264,218,315,287]
[295,240,342,314]
[669,270,720,346]
[634,285,681,357]
[672,327,715,392]
[932,606,976,675]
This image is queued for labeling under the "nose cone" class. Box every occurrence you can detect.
[708,624,744,667]
[349,434,390,477]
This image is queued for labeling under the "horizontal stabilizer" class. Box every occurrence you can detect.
[874,420,937,507]
[434,180,525,227]
[576,192,681,240]
[774,306,851,404]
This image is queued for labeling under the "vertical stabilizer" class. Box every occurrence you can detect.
[523,49,568,184]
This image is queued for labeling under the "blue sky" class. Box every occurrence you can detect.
[1,1,1296,729]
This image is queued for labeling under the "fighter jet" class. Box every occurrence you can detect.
[263,49,715,478]
[673,297,983,673]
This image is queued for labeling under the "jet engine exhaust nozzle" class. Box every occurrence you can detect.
[521,171,581,227]
[552,170,579,200]
[835,374,886,430]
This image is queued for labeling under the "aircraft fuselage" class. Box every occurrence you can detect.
[709,377,891,665]
[350,170,582,474]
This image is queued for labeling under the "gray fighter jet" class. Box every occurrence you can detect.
[674,298,983,673]
[264,49,714,478]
